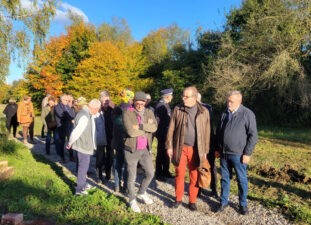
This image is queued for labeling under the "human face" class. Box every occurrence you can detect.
[182,90,197,107]
[146,98,151,106]
[61,96,68,105]
[48,100,55,107]
[227,94,242,112]
[89,106,100,115]
[134,100,146,112]
[101,96,110,107]
[166,95,173,103]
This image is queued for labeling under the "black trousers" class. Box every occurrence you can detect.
[57,127,73,160]
[6,121,17,137]
[155,139,170,177]
[208,152,218,191]
[96,144,113,180]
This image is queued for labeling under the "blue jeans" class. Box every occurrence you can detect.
[46,129,60,154]
[220,154,248,207]
[113,148,128,188]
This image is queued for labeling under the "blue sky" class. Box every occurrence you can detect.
[8,0,242,84]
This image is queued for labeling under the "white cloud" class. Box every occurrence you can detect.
[19,0,89,23]
[55,2,89,23]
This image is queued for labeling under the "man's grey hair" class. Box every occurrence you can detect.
[228,90,243,100]
[100,90,110,99]
[88,99,101,108]
[183,86,198,97]
[60,94,67,101]
[146,93,151,100]
[197,93,202,103]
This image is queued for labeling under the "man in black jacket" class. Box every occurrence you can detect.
[215,90,258,215]
[97,90,115,183]
[3,98,18,138]
[154,88,173,181]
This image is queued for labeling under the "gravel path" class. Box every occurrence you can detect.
[20,137,293,225]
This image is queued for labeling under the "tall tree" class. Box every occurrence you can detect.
[97,17,133,46]
[0,0,57,81]
[68,41,150,103]
[207,0,311,123]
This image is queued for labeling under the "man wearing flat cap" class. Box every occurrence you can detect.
[154,88,174,181]
[122,91,158,213]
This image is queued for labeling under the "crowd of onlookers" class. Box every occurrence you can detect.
[3,87,257,216]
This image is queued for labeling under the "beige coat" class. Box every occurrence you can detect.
[17,101,34,127]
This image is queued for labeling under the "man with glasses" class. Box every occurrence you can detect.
[215,90,257,215]
[122,91,158,213]
[166,86,211,211]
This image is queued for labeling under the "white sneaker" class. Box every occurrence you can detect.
[137,192,154,205]
[85,183,96,190]
[75,189,88,196]
[130,199,141,213]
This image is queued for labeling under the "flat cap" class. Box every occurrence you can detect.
[134,91,147,102]
[160,88,174,97]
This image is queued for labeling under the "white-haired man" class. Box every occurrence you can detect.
[67,99,101,195]
[215,91,258,215]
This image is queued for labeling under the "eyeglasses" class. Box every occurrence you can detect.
[182,95,194,99]
[134,103,145,107]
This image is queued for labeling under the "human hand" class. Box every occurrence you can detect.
[167,148,173,158]
[133,125,139,130]
[108,100,115,109]
[215,151,220,158]
[66,144,72,150]
[148,118,153,124]
[242,155,251,164]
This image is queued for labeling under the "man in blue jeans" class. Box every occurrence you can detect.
[215,90,258,215]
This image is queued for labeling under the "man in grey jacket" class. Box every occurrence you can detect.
[66,99,101,195]
[123,91,158,213]
[215,90,258,215]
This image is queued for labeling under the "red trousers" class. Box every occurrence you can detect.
[175,145,199,203]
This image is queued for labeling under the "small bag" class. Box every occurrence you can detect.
[47,121,57,129]
[198,157,212,188]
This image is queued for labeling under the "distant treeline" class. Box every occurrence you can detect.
[1,0,311,126]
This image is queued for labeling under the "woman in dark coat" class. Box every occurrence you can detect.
[3,98,18,137]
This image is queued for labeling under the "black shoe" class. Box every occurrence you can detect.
[210,190,218,198]
[156,176,167,182]
[189,203,197,211]
[46,152,50,155]
[29,139,37,144]
[164,173,174,179]
[216,204,228,212]
[239,206,249,215]
[172,201,182,209]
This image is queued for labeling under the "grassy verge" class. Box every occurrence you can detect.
[0,139,164,224]
[226,137,311,224]
[258,126,311,143]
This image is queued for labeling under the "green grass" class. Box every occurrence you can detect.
[258,126,311,143]
[0,139,164,224]
[227,137,311,224]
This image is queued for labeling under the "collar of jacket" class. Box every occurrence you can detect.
[180,102,204,114]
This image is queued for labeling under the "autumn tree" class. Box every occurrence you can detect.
[68,41,150,103]
[0,0,57,81]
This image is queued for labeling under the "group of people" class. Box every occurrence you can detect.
[3,87,258,216]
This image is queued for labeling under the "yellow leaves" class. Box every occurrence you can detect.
[69,40,149,104]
